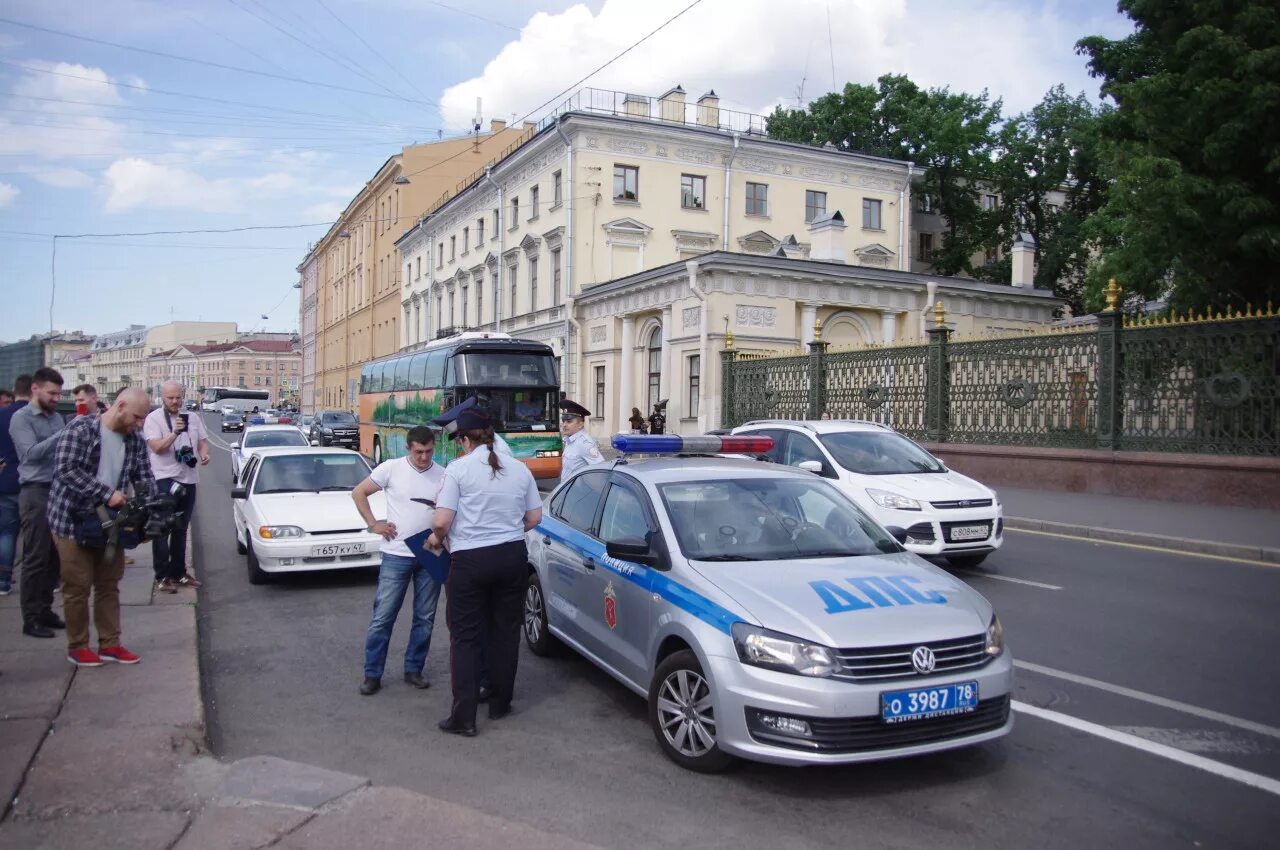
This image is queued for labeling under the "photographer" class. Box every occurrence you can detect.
[48,388,155,667]
[143,381,208,593]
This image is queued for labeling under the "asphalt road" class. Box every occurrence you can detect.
[192,413,1280,849]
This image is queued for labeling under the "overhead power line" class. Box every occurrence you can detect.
[312,0,434,102]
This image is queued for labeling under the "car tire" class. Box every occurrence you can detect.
[523,571,561,657]
[648,649,734,773]
[246,541,269,585]
[948,553,990,569]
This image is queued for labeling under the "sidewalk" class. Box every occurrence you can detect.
[0,545,601,849]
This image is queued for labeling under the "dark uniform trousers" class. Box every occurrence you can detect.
[446,539,527,725]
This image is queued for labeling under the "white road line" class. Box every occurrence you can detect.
[1012,700,1280,798]
[952,570,1062,590]
[1006,527,1280,569]
[1015,659,1280,741]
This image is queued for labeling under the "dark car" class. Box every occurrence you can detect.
[221,413,245,433]
[310,409,359,449]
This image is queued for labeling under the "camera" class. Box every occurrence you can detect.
[175,444,198,468]
[112,482,188,548]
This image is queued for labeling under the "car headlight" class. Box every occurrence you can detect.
[984,615,1004,657]
[731,623,840,677]
[866,488,922,511]
[259,525,303,539]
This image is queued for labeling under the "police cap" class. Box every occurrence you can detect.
[455,407,492,432]
[559,399,591,419]
[431,395,477,427]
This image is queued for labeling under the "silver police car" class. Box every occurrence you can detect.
[524,434,1013,772]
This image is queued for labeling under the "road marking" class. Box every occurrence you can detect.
[952,570,1062,590]
[1006,527,1280,569]
[1012,701,1280,798]
[1015,659,1280,741]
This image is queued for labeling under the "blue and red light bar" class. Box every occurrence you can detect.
[611,434,774,455]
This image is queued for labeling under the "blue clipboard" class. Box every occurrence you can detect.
[404,529,450,584]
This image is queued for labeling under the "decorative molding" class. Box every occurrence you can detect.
[682,306,701,330]
[607,137,648,155]
[542,225,565,250]
[671,229,718,255]
[590,325,606,343]
[602,217,653,246]
[520,233,542,255]
[736,305,777,328]
[737,230,781,255]
[674,146,716,165]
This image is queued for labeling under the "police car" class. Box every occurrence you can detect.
[524,434,1012,772]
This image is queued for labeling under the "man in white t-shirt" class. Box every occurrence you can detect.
[142,382,209,593]
[351,425,445,696]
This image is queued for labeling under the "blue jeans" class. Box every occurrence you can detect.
[363,553,441,679]
[0,492,17,589]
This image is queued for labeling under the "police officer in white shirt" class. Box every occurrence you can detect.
[429,407,542,737]
[351,425,445,696]
[432,396,513,458]
[559,399,603,479]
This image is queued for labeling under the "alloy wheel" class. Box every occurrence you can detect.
[655,669,717,758]
[524,583,544,645]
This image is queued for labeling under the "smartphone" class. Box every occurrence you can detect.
[75,401,89,416]
[178,413,190,430]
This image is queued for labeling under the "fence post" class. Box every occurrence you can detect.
[720,327,738,429]
[1096,279,1123,449]
[807,318,828,419]
[925,300,951,442]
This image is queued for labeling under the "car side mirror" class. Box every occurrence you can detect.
[606,539,658,567]
[884,525,909,544]
[796,460,823,474]
[230,441,240,450]
[230,487,247,499]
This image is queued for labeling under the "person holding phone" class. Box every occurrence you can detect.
[142,381,208,593]
[72,384,99,418]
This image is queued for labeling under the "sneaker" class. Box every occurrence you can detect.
[67,648,104,667]
[99,646,140,665]
[0,582,11,596]
[155,579,178,594]
[176,573,202,589]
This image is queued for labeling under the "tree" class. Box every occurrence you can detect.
[768,74,1004,276]
[1076,0,1280,312]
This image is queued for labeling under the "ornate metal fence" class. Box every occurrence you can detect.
[720,292,1280,456]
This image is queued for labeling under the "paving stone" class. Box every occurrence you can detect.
[0,810,189,850]
[174,801,312,850]
[0,717,48,816]
[119,563,157,606]
[0,649,73,720]
[220,756,368,811]
[277,786,602,850]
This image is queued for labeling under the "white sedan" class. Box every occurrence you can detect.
[230,424,310,483]
[230,447,385,584]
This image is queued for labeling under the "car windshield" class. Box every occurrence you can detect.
[321,412,356,426]
[253,454,371,494]
[658,477,899,561]
[243,431,309,449]
[225,415,242,422]
[819,431,946,475]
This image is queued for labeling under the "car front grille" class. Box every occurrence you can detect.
[832,634,990,683]
[302,553,372,564]
[930,499,993,509]
[746,696,1010,754]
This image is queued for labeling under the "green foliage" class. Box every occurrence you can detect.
[1076,0,1280,312]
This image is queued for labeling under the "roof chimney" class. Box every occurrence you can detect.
[807,211,847,263]
[522,121,536,132]
[659,85,686,124]
[1011,232,1035,288]
[696,90,720,128]
[490,119,507,132]
[623,93,649,118]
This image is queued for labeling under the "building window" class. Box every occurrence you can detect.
[917,194,935,213]
[529,185,540,220]
[687,354,700,418]
[613,165,638,202]
[462,286,469,326]
[681,174,706,209]
[477,218,485,246]
[462,227,470,251]
[805,190,827,223]
[436,243,443,268]
[436,293,443,333]
[239,359,245,368]
[508,264,517,316]
[448,291,455,326]
[552,170,562,206]
[551,248,562,305]
[415,257,421,278]
[745,182,768,216]
[510,196,519,228]
[529,258,538,311]
[918,232,935,258]
[450,235,456,260]
[254,376,262,385]
[646,326,661,412]
[477,282,483,325]
[862,198,883,230]
[594,365,605,417]
[265,376,272,386]
[983,194,999,211]
[491,270,499,322]
[492,208,499,238]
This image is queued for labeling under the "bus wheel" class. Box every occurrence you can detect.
[373,438,382,465]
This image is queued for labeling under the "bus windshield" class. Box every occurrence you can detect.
[458,351,557,387]
[456,388,558,431]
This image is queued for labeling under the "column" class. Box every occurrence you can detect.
[659,306,672,408]
[618,315,635,434]
[801,304,818,346]
[880,310,897,345]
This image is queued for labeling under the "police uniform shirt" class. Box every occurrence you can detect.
[493,433,514,457]
[368,456,445,558]
[561,429,604,478]
[436,445,540,553]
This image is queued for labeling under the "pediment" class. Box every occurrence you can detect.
[519,233,542,253]
[602,217,653,236]
[856,243,896,257]
[483,251,499,267]
[737,230,780,254]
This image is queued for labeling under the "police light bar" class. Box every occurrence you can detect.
[611,434,774,455]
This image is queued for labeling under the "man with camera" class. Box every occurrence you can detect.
[48,388,155,666]
[143,381,208,593]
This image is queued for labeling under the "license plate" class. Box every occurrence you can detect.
[881,681,979,723]
[949,524,989,541]
[310,543,365,557]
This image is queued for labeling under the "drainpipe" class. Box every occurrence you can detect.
[555,118,577,399]
[484,167,504,331]
[898,163,913,271]
[722,133,740,250]
[687,259,709,432]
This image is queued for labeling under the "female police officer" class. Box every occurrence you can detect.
[428,407,542,737]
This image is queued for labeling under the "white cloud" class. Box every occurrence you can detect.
[0,61,133,161]
[303,201,347,222]
[17,167,95,189]
[440,0,1128,127]
[0,183,19,207]
[103,157,304,213]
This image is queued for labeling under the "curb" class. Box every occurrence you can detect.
[1004,516,1280,564]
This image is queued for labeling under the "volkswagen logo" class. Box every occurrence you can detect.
[911,646,936,674]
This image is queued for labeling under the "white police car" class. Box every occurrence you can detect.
[524,434,1012,772]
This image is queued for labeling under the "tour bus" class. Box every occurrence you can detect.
[201,387,271,412]
[357,332,563,479]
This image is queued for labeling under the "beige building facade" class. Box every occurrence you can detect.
[146,339,301,405]
[89,321,237,397]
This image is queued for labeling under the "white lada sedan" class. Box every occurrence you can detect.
[230,447,385,584]
[524,434,1012,772]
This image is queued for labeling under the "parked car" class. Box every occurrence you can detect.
[221,413,245,433]
[230,447,384,584]
[230,424,311,482]
[730,420,1003,567]
[309,410,360,450]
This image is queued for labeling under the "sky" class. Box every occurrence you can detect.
[0,0,1132,344]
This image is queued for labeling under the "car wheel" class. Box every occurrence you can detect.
[246,541,269,585]
[523,571,561,656]
[948,553,990,569]
[372,438,383,465]
[648,650,734,773]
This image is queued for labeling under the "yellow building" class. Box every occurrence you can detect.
[303,125,541,413]
[89,321,237,397]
